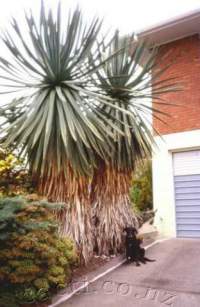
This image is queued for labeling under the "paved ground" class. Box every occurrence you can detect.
[59,239,200,307]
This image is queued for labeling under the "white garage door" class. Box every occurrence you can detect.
[173,150,200,238]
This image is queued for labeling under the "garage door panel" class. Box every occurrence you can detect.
[177,217,200,224]
[175,180,200,188]
[177,224,200,231]
[176,199,200,205]
[176,230,200,237]
[176,211,200,218]
[174,174,200,182]
[176,205,200,212]
[175,193,200,200]
[173,151,200,176]
[173,151,200,238]
[175,186,200,193]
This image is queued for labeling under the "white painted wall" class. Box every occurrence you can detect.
[152,129,200,237]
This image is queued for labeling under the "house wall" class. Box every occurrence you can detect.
[153,34,200,135]
[153,129,200,237]
[152,35,200,237]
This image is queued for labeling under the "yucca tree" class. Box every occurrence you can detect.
[0,3,130,263]
[91,32,177,255]
[0,2,177,262]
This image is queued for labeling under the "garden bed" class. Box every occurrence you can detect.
[51,235,157,307]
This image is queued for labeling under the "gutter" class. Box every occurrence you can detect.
[136,8,200,38]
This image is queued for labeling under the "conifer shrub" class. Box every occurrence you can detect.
[0,197,78,306]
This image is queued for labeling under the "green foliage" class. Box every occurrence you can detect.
[0,196,78,306]
[0,149,34,197]
[95,33,155,170]
[0,2,176,180]
[0,4,119,178]
[130,160,153,212]
[0,1,177,263]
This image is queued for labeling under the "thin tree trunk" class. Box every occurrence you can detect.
[91,162,138,255]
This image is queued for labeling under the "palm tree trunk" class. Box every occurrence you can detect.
[91,162,138,255]
[39,166,93,264]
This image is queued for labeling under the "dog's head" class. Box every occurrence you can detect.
[123,226,138,238]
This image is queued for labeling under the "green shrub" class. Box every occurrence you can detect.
[0,149,34,197]
[130,160,153,212]
[0,196,78,306]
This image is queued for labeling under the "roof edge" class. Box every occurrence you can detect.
[136,8,200,37]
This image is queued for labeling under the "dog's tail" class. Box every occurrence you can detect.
[143,257,156,262]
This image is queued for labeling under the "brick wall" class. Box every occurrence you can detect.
[153,34,200,135]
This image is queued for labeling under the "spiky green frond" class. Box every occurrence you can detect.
[0,4,122,177]
[94,31,177,171]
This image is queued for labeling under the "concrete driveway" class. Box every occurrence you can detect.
[59,239,200,307]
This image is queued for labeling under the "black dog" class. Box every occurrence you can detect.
[123,226,155,266]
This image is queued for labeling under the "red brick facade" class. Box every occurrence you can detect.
[153,34,200,135]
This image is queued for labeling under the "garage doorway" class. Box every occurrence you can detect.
[173,150,200,238]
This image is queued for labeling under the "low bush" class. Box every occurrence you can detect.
[0,196,78,306]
